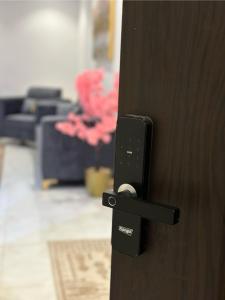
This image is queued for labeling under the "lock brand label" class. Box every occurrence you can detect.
[118,225,134,237]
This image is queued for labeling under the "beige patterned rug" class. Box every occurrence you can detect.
[48,240,111,300]
[0,144,4,182]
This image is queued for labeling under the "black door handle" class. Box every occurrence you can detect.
[102,115,180,256]
[102,190,179,225]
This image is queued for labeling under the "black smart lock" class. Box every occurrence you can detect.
[102,115,180,257]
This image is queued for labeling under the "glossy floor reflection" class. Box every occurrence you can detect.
[0,142,112,299]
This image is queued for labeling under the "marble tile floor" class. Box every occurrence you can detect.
[0,142,112,299]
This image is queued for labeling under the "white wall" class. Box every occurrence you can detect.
[0,1,93,99]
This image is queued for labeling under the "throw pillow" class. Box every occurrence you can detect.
[22,98,37,114]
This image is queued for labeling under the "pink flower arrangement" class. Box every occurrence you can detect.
[55,69,119,146]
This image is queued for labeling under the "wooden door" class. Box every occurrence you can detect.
[110,2,225,299]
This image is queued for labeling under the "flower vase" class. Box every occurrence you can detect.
[85,167,113,197]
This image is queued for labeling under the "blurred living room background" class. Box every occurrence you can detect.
[0,1,122,299]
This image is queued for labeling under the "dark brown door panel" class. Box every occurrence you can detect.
[110,2,225,299]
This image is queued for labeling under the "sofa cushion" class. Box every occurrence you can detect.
[22,98,63,115]
[27,87,61,99]
[4,114,35,140]
[6,114,35,123]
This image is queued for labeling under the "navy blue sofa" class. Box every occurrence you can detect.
[0,87,65,141]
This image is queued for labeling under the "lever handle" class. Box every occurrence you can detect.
[102,191,180,225]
